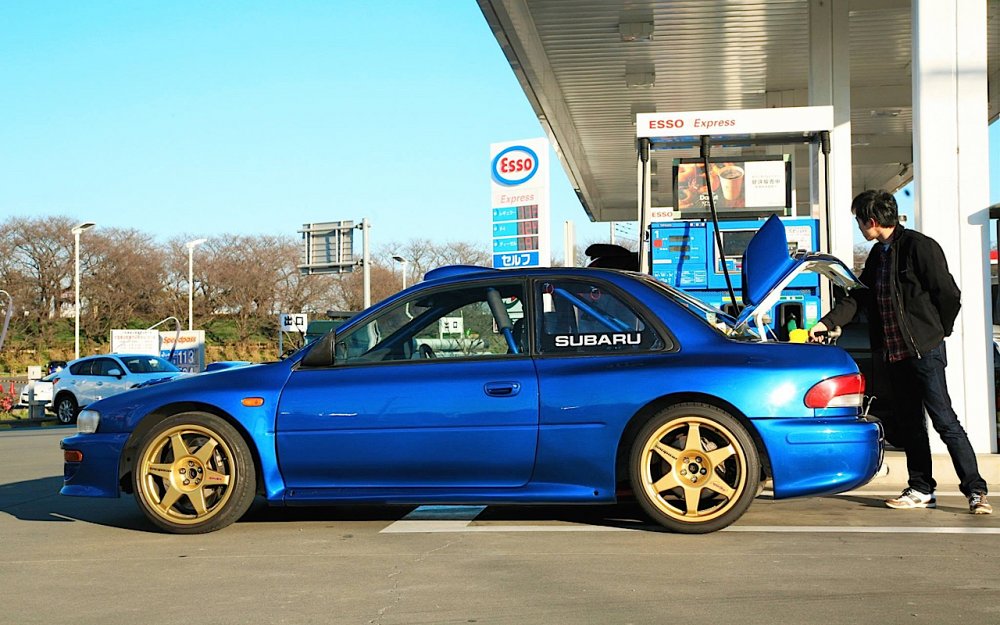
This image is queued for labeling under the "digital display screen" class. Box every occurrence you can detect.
[720,230,756,257]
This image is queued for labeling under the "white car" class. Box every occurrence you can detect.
[19,372,57,410]
[52,354,184,424]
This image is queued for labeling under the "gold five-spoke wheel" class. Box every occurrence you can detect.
[630,403,760,534]
[133,413,255,534]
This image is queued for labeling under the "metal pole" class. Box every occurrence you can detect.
[185,239,206,331]
[188,247,194,331]
[362,218,371,308]
[74,230,81,360]
[71,222,95,360]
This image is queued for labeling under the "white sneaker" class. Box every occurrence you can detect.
[885,488,936,509]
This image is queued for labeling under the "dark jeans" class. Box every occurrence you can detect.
[888,343,987,496]
[887,342,988,496]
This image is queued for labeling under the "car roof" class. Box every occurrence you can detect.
[421,264,637,286]
[70,353,164,364]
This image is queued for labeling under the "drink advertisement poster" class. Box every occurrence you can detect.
[672,156,791,216]
[489,137,551,269]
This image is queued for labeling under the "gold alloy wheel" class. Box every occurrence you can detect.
[136,424,237,526]
[638,415,748,523]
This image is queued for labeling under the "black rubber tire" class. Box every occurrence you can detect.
[55,394,79,424]
[629,402,760,534]
[132,412,256,534]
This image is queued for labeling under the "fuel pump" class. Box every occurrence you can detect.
[635,106,836,341]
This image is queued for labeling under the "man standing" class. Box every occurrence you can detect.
[809,189,991,514]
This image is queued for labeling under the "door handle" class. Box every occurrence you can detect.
[484,381,521,397]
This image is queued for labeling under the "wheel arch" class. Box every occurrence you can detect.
[117,401,264,497]
[614,393,772,487]
[53,390,77,407]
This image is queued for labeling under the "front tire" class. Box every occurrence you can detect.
[629,403,760,534]
[132,412,256,534]
[56,395,78,424]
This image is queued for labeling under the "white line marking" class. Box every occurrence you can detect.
[399,505,486,520]
[382,522,1000,535]
[723,526,1000,534]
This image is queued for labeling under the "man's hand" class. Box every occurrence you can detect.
[808,321,829,343]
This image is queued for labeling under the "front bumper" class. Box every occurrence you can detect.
[60,433,130,498]
[755,417,884,499]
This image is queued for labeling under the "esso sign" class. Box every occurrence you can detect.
[648,118,685,130]
[491,145,539,186]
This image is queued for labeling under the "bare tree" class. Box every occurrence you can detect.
[0,216,76,348]
[83,228,168,338]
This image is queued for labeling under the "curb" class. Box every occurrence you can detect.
[0,418,69,430]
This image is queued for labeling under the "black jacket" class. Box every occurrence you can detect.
[819,225,961,358]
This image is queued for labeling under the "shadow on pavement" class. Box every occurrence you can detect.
[0,475,150,531]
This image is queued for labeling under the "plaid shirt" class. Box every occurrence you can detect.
[875,237,910,362]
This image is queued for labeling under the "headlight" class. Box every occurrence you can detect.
[77,409,100,434]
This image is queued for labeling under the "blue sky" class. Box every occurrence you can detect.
[1,3,996,257]
[0,1,610,258]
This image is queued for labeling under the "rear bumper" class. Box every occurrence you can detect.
[755,417,884,498]
[59,433,130,498]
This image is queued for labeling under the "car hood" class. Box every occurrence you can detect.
[735,214,864,332]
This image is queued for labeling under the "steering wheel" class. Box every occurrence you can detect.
[418,343,436,359]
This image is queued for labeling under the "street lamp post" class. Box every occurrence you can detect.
[71,222,96,360]
[392,255,410,290]
[185,238,208,331]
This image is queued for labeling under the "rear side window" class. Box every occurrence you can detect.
[91,358,119,376]
[69,360,93,375]
[534,279,664,354]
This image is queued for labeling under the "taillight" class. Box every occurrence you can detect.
[52,377,61,385]
[804,373,865,408]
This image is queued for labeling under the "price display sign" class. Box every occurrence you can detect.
[490,138,550,269]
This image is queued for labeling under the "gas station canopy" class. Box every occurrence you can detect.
[478,0,1000,223]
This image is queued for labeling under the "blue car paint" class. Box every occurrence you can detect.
[60,264,881,517]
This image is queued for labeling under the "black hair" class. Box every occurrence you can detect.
[851,189,898,228]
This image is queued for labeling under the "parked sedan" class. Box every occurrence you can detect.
[61,216,883,535]
[52,354,184,424]
[18,372,57,410]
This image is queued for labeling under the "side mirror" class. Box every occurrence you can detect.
[108,368,123,378]
[300,334,335,367]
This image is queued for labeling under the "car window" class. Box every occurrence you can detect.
[637,274,758,341]
[92,358,119,376]
[331,282,527,365]
[69,360,93,375]
[534,279,664,354]
[119,356,181,374]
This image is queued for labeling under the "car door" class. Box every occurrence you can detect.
[529,277,670,486]
[65,358,97,405]
[276,280,539,489]
[93,356,132,400]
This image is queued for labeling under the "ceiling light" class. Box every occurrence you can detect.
[620,21,654,42]
[620,10,654,42]
[625,63,655,88]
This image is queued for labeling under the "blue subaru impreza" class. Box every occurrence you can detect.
[60,216,882,534]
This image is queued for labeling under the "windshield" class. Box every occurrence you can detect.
[635,274,760,340]
[120,356,181,374]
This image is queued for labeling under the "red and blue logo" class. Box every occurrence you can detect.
[491,145,539,186]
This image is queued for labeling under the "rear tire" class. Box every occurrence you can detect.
[629,402,760,534]
[132,412,256,534]
[55,395,78,424]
